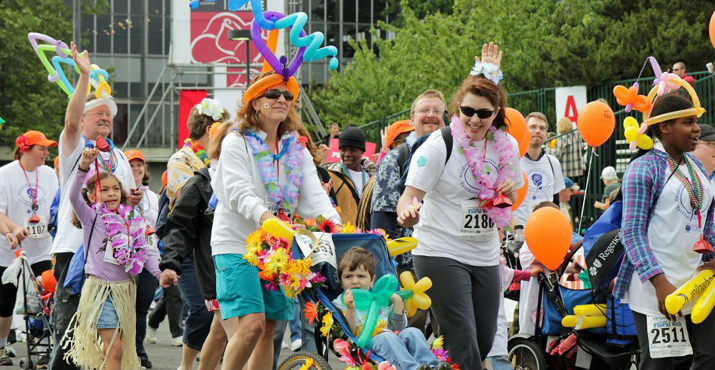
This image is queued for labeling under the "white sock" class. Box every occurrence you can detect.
[0,338,8,348]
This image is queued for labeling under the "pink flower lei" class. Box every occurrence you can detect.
[242,129,304,211]
[96,202,148,275]
[450,115,515,228]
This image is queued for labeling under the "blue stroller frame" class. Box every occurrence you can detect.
[278,233,396,369]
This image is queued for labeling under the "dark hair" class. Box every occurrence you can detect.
[630,93,694,162]
[450,76,508,131]
[533,201,559,212]
[129,159,151,186]
[72,172,127,228]
[338,246,377,280]
[188,105,229,140]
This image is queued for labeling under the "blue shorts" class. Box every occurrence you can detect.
[96,296,119,329]
[213,254,292,321]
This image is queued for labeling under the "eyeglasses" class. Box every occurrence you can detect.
[416,108,445,115]
[459,106,495,119]
[262,89,294,101]
[87,111,113,119]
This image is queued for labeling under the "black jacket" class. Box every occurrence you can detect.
[159,167,216,299]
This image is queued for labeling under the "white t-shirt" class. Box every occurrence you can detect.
[513,152,565,225]
[624,156,713,316]
[406,128,523,266]
[346,168,365,198]
[0,162,58,266]
[52,133,134,254]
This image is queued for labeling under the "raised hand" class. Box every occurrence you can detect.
[475,42,503,70]
[70,41,91,76]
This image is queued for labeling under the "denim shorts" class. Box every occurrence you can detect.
[96,296,119,329]
[213,254,292,321]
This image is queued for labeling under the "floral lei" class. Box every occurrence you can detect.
[97,202,148,275]
[183,138,210,166]
[450,115,515,228]
[242,130,304,210]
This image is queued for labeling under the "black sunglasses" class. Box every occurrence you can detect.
[460,106,495,119]
[263,89,294,101]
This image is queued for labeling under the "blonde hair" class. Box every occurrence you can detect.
[410,89,446,117]
[556,117,573,135]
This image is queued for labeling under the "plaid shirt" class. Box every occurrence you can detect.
[615,149,715,299]
[555,133,585,178]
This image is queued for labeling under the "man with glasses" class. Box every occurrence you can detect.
[692,124,715,180]
[50,42,140,370]
[513,112,565,226]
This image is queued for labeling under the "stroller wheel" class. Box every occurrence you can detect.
[19,359,34,370]
[508,338,546,370]
[278,351,331,370]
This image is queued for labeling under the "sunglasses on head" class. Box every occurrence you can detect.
[459,106,495,119]
[262,89,294,101]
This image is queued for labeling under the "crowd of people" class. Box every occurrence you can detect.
[0,36,713,370]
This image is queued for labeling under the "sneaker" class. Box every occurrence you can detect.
[0,348,12,366]
[35,356,49,369]
[290,339,302,351]
[171,336,183,347]
[146,327,158,344]
[140,357,153,369]
[281,341,289,349]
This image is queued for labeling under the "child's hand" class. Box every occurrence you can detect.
[343,289,355,310]
[528,265,543,277]
[390,293,404,315]
[79,148,99,171]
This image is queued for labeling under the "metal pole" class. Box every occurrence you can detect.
[246,41,250,86]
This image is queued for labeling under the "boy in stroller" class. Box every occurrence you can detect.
[333,246,448,370]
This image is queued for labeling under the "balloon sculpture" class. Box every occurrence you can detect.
[562,304,607,330]
[190,0,339,70]
[612,56,706,151]
[665,270,715,324]
[28,32,112,98]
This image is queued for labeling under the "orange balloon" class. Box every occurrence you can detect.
[41,269,57,295]
[710,11,715,49]
[505,108,529,157]
[512,171,528,211]
[524,207,572,271]
[577,101,615,147]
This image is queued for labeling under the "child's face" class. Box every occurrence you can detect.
[340,265,375,290]
[88,176,122,210]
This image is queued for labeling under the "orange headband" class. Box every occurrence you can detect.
[242,74,300,105]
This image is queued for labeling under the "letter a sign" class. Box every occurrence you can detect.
[555,86,587,125]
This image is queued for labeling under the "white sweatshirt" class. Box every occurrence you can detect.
[211,130,341,256]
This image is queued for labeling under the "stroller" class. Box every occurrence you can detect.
[2,251,54,370]
[278,232,408,369]
[506,239,639,370]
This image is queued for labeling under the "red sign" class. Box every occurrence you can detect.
[178,90,207,147]
[564,95,579,123]
[325,139,378,164]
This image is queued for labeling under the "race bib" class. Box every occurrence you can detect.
[646,315,692,358]
[295,232,337,269]
[24,216,48,239]
[460,199,494,241]
[103,239,120,265]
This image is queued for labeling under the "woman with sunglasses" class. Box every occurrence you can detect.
[396,73,522,368]
[209,71,340,369]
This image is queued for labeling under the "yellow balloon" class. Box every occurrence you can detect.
[399,271,432,317]
[576,315,607,330]
[562,315,578,328]
[624,127,638,142]
[623,116,639,130]
[387,237,418,257]
[636,134,654,149]
[412,294,431,311]
[573,304,607,317]
[692,277,715,324]
[665,270,714,315]
[261,218,295,241]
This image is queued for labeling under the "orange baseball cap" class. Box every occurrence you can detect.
[125,150,145,162]
[386,120,414,148]
[161,170,168,188]
[16,130,57,148]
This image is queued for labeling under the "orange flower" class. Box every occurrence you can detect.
[304,301,318,325]
[613,84,651,113]
[303,218,317,228]
[258,270,276,281]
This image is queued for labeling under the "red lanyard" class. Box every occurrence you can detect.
[18,161,38,214]
[274,140,280,174]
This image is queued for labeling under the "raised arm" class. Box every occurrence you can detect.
[70,148,99,226]
[62,42,92,157]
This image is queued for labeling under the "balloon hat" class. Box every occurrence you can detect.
[613,56,705,150]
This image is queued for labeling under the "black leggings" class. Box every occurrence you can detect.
[0,260,53,317]
[414,255,500,369]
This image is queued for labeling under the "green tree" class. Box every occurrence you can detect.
[310,0,715,133]
[0,0,107,147]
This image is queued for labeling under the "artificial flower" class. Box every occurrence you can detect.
[333,339,357,366]
[377,362,396,370]
[612,84,651,113]
[183,138,210,166]
[195,98,224,120]
[432,335,444,349]
[319,312,334,337]
[341,223,356,234]
[318,219,337,233]
[304,301,318,326]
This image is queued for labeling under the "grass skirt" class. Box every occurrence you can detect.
[60,276,139,369]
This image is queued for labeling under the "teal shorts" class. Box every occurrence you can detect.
[213,254,292,321]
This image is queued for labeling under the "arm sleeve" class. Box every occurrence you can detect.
[405,133,446,193]
[388,308,407,331]
[620,158,664,282]
[552,156,565,194]
[212,133,270,226]
[143,190,159,229]
[69,169,95,226]
[296,148,342,225]
[160,181,201,274]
